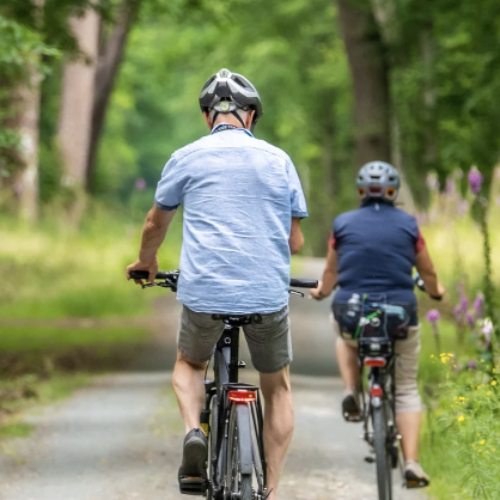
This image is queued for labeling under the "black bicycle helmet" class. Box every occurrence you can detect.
[356,161,401,203]
[199,68,263,127]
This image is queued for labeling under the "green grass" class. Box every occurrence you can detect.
[0,326,150,352]
[0,421,35,439]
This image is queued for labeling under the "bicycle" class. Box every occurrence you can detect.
[334,297,416,500]
[130,269,317,500]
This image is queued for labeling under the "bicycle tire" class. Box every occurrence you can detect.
[224,403,256,500]
[207,394,219,500]
[373,404,392,500]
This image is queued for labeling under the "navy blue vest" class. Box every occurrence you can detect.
[332,201,420,325]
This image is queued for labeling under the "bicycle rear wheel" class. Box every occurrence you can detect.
[372,404,392,500]
[225,402,263,500]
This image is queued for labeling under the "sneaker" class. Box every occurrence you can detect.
[342,393,361,421]
[178,428,208,479]
[405,460,430,488]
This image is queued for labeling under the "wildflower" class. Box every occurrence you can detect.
[458,415,465,422]
[430,354,434,359]
[468,166,483,195]
[487,391,492,396]
[479,440,486,445]
[457,200,470,217]
[473,293,484,318]
[459,295,469,314]
[134,178,147,191]
[466,312,475,328]
[468,360,477,370]
[459,396,466,401]
[426,310,441,323]
[445,178,456,195]
[491,381,497,386]
[453,305,462,322]
[480,318,494,344]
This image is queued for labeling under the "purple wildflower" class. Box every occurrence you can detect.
[468,166,483,195]
[445,178,456,195]
[473,293,484,319]
[453,305,462,322]
[426,309,441,324]
[468,360,477,370]
[466,312,475,328]
[135,178,147,191]
[460,295,469,314]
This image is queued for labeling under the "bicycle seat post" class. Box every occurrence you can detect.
[228,324,240,383]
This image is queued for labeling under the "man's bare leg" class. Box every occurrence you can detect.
[172,350,208,433]
[260,366,294,500]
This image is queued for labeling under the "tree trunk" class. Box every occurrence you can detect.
[57,8,100,219]
[86,0,139,191]
[9,65,42,222]
[336,0,391,167]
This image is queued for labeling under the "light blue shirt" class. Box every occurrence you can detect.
[154,123,308,314]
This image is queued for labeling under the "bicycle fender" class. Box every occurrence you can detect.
[236,404,254,475]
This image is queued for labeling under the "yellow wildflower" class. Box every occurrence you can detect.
[459,396,466,401]
[492,448,496,452]
[491,381,497,386]
[487,391,492,396]
[479,440,486,445]
[431,354,434,359]
[458,415,465,422]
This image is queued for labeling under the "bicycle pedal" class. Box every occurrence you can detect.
[179,476,207,495]
[343,412,363,422]
[405,479,429,489]
[364,456,375,464]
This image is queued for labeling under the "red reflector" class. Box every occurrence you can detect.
[364,358,387,367]
[368,186,383,194]
[228,390,257,403]
[371,385,384,397]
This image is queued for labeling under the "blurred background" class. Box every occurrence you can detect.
[1,1,500,496]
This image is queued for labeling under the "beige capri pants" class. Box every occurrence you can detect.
[333,319,422,413]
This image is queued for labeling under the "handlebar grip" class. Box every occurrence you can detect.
[130,270,150,280]
[129,270,178,280]
[430,294,443,301]
[290,278,318,288]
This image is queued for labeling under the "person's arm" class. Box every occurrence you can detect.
[415,243,445,298]
[310,244,338,300]
[289,217,304,255]
[126,205,177,285]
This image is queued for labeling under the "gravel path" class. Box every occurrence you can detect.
[0,372,424,500]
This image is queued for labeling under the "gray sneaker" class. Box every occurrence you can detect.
[405,460,430,488]
[178,428,208,479]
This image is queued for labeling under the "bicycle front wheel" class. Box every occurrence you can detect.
[372,404,392,500]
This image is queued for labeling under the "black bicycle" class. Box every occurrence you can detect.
[334,297,412,500]
[130,269,317,500]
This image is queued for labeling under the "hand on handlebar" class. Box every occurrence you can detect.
[126,258,158,286]
[430,283,446,301]
[310,281,327,301]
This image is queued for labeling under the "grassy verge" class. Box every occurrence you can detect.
[418,318,500,500]
[0,372,90,440]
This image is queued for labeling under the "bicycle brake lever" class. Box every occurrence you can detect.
[141,283,158,289]
[289,290,304,298]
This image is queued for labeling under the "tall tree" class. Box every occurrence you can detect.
[336,0,391,167]
[57,7,99,218]
[86,0,140,190]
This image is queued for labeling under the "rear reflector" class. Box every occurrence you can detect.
[364,358,387,367]
[371,385,384,397]
[228,390,256,403]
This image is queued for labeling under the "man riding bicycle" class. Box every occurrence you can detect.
[126,68,308,500]
[310,161,445,487]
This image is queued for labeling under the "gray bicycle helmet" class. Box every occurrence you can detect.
[199,68,263,128]
[356,161,400,202]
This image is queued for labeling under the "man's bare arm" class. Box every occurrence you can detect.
[126,205,177,284]
[289,217,304,255]
[416,246,445,298]
[310,245,338,300]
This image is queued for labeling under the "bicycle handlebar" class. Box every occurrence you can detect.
[129,270,317,288]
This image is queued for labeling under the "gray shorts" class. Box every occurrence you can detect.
[177,305,292,374]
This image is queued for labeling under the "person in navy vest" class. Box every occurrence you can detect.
[310,161,445,487]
